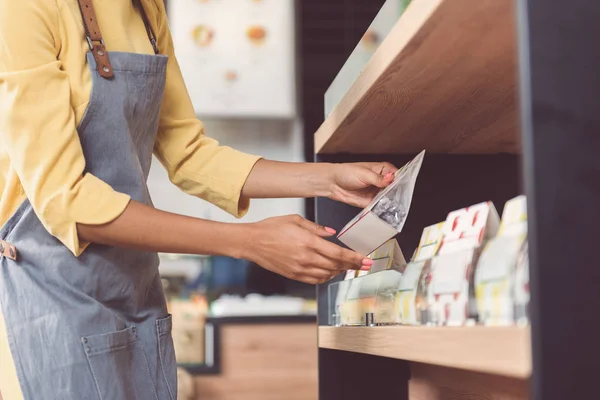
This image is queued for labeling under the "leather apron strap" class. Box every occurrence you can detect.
[76,0,160,80]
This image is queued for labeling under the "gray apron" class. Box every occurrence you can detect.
[0,2,177,399]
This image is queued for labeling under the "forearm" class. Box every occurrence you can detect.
[242,159,336,199]
[77,200,250,258]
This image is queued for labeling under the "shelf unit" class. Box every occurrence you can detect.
[313,0,600,399]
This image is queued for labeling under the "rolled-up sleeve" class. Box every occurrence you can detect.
[152,1,261,218]
[0,0,131,256]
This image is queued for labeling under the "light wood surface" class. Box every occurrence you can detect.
[409,363,529,400]
[196,324,317,400]
[315,0,519,155]
[318,326,531,378]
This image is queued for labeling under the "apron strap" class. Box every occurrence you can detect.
[77,0,114,79]
[76,0,161,80]
[133,0,160,55]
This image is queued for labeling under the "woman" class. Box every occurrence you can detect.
[0,1,396,399]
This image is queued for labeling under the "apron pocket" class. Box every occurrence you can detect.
[156,315,177,400]
[82,326,159,400]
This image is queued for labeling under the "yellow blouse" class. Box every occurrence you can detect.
[0,0,261,256]
[0,0,260,398]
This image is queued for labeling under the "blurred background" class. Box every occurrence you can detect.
[151,1,388,399]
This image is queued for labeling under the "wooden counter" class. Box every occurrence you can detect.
[194,316,317,400]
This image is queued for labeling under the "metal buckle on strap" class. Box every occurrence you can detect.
[86,36,105,51]
[0,240,17,261]
[150,37,159,55]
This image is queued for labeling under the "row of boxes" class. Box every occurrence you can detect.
[329,195,529,327]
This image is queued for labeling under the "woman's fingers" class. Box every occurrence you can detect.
[311,236,371,271]
[293,217,372,271]
[248,214,373,285]
[358,161,398,176]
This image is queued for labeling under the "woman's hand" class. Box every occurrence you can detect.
[241,160,397,208]
[328,162,398,208]
[244,215,373,284]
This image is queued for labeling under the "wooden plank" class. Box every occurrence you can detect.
[409,363,529,400]
[195,324,318,400]
[315,0,519,155]
[318,326,531,378]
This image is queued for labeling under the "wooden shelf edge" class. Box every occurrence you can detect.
[314,0,519,155]
[318,326,531,379]
[315,0,443,154]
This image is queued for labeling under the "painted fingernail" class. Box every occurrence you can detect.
[362,258,374,266]
[384,172,394,179]
[324,227,336,234]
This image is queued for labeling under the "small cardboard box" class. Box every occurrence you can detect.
[340,239,406,325]
[341,270,403,326]
[396,222,445,325]
[513,241,530,325]
[341,277,377,326]
[475,195,528,326]
[427,201,500,326]
[344,238,406,279]
[338,151,425,255]
[368,238,407,274]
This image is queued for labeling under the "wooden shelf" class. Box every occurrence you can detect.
[315,0,519,155]
[318,326,531,378]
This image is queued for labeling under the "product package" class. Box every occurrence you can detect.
[513,241,530,325]
[395,222,445,325]
[370,239,406,324]
[368,238,407,274]
[475,195,529,326]
[335,239,406,325]
[328,278,351,326]
[371,269,404,325]
[341,276,379,326]
[427,202,500,326]
[338,151,425,255]
[344,269,366,280]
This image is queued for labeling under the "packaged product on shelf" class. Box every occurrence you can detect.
[344,236,405,280]
[336,239,406,326]
[338,151,425,255]
[427,202,500,326]
[395,222,445,325]
[328,278,351,326]
[368,238,407,274]
[344,270,358,280]
[475,195,529,326]
[415,260,434,325]
[513,241,530,326]
[372,269,404,325]
[341,276,378,326]
[340,270,404,326]
[369,239,406,324]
